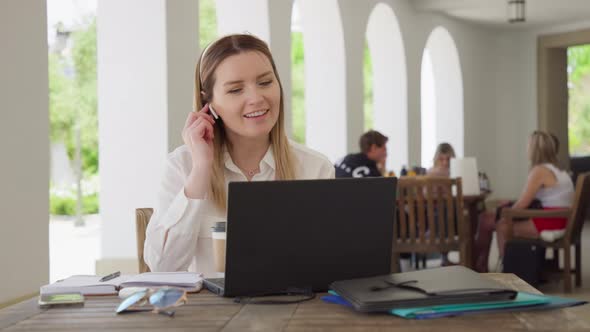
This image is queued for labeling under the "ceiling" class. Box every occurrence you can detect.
[411,0,590,29]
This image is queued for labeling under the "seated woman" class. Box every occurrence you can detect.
[474,130,574,272]
[427,143,455,178]
[143,34,335,275]
[426,143,456,266]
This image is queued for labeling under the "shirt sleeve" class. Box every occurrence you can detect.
[143,152,206,272]
[319,159,336,179]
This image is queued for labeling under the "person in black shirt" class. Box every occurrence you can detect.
[335,130,388,178]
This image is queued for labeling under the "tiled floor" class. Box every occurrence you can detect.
[49,215,100,283]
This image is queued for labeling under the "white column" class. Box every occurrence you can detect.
[216,0,270,42]
[166,1,200,150]
[268,0,294,137]
[0,0,49,304]
[299,0,347,162]
[338,0,368,155]
[96,0,198,273]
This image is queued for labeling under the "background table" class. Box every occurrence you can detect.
[1,273,587,331]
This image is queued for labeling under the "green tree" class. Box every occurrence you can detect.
[49,19,98,176]
[568,45,590,156]
[199,0,218,49]
[49,19,99,215]
[48,53,77,145]
[291,32,305,144]
[71,19,98,175]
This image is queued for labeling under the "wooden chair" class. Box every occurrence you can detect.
[135,208,153,273]
[502,172,590,292]
[392,177,470,272]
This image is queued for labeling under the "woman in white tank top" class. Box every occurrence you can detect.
[474,131,574,272]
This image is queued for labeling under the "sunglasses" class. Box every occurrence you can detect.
[116,287,188,317]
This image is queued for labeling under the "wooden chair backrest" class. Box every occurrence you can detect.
[135,208,153,273]
[566,172,590,244]
[395,177,465,245]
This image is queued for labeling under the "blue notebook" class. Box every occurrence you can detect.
[322,291,586,319]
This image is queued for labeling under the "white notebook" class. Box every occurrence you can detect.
[41,272,204,295]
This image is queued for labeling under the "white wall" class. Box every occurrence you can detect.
[0,0,49,304]
[490,30,537,198]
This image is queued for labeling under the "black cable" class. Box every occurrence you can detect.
[233,286,316,305]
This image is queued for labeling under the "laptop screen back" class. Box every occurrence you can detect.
[224,177,397,297]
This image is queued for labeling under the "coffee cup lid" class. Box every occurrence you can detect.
[211,221,226,232]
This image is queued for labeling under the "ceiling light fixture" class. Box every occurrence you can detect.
[508,0,526,23]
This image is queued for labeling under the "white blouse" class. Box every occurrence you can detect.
[534,163,574,207]
[144,141,335,276]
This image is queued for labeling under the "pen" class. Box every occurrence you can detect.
[99,271,121,282]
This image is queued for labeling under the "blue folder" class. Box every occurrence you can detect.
[321,291,586,320]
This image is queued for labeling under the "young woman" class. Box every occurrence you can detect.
[474,131,574,272]
[144,34,335,275]
[427,143,456,265]
[427,143,455,178]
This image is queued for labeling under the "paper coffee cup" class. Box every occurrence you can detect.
[211,222,226,273]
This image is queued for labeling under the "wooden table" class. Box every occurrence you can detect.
[1,274,588,331]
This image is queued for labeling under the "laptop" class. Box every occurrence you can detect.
[450,157,480,195]
[204,177,397,297]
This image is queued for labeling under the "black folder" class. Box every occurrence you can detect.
[329,266,517,312]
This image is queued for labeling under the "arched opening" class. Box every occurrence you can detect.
[365,3,407,174]
[421,26,464,168]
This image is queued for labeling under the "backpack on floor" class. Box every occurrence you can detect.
[502,239,546,287]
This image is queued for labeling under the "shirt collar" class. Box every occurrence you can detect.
[261,145,276,171]
[223,144,276,174]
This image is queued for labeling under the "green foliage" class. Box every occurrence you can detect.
[568,45,590,83]
[49,19,98,176]
[50,193,99,216]
[199,0,218,49]
[567,45,590,156]
[291,32,306,144]
[49,18,99,216]
[48,53,76,144]
[50,195,76,216]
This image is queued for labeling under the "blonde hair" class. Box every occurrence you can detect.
[433,143,456,167]
[529,130,558,169]
[195,34,296,212]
